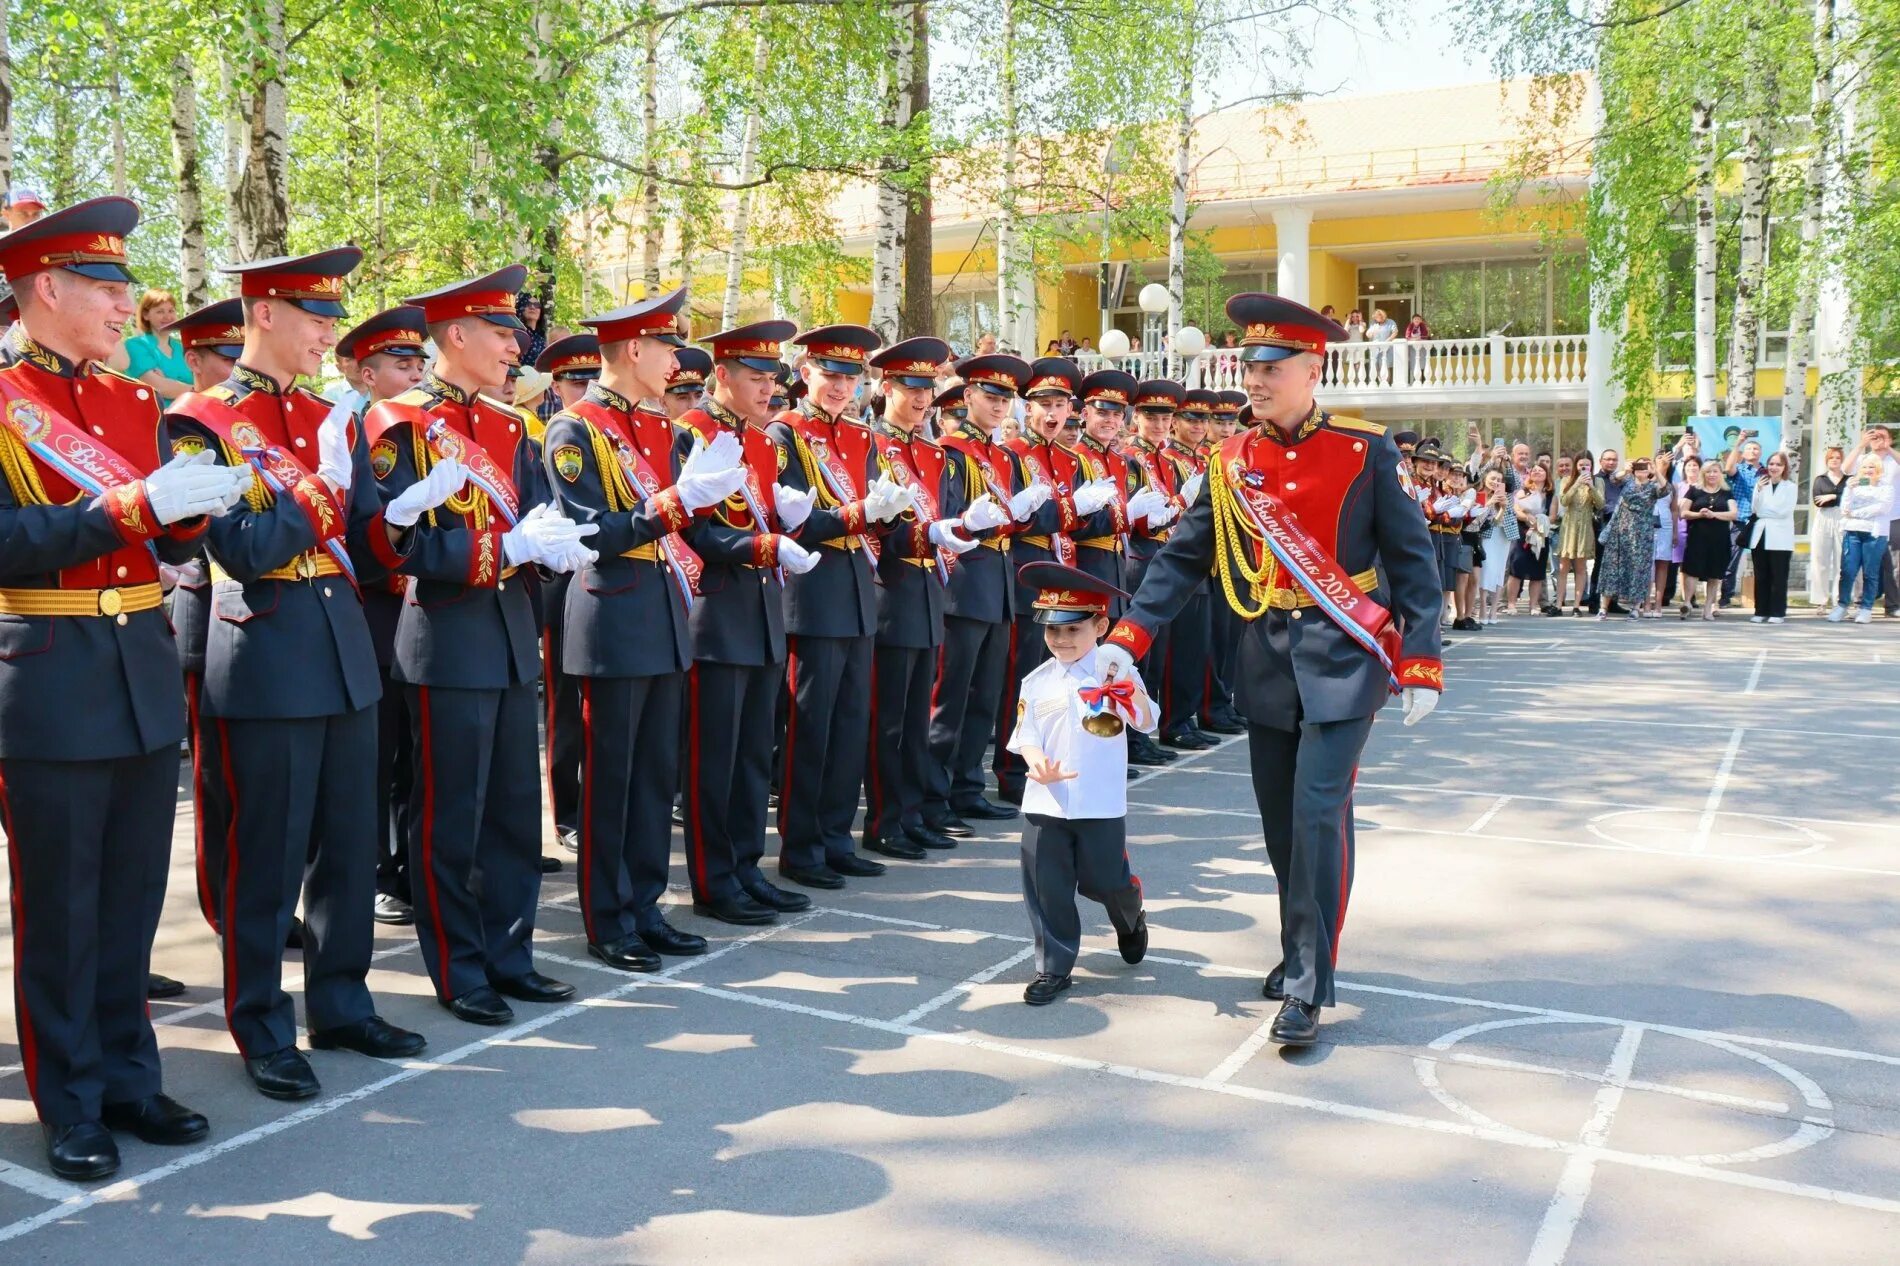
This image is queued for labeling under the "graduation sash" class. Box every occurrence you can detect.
[571,400,702,610]
[366,399,522,528]
[1011,439,1076,565]
[790,414,879,565]
[0,379,161,559]
[878,430,950,585]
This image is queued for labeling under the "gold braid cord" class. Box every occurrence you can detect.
[0,426,65,506]
[793,433,841,509]
[587,425,634,514]
[412,426,488,531]
[1209,465,1279,621]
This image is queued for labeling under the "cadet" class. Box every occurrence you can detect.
[663,346,710,419]
[1200,391,1249,731]
[1006,561,1154,1006]
[769,325,913,888]
[1120,379,1197,748]
[334,305,429,926]
[675,321,820,921]
[367,266,593,1025]
[0,198,247,1178]
[1100,294,1443,1046]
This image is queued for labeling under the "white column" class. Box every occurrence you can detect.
[1272,206,1312,305]
[1815,0,1865,448]
[1585,309,1624,453]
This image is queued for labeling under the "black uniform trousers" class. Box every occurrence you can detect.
[927,615,1011,811]
[186,670,231,933]
[543,618,582,842]
[1,750,173,1126]
[1245,714,1375,1008]
[778,634,873,869]
[989,619,1049,805]
[1163,592,1211,733]
[685,661,780,903]
[576,673,682,944]
[1206,598,1241,722]
[1020,813,1143,979]
[866,644,935,842]
[218,707,379,1056]
[374,667,413,904]
[405,682,544,1000]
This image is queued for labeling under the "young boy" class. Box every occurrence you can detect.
[1005,562,1157,1005]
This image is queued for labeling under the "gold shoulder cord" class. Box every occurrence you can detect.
[586,424,634,514]
[0,426,68,506]
[793,432,841,509]
[1209,466,1279,620]
[411,425,488,530]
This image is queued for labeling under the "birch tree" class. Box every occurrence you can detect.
[170,53,208,306]
[1690,97,1718,416]
[1779,0,1837,440]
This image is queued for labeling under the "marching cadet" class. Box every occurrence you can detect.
[542,288,748,966]
[1099,293,1443,1047]
[1006,561,1154,1006]
[662,346,711,419]
[333,305,429,927]
[924,353,1049,835]
[862,336,985,857]
[1122,379,1201,749]
[162,297,245,939]
[531,332,600,859]
[676,321,824,919]
[367,265,596,1025]
[166,249,445,1101]
[0,198,249,1178]
[1171,388,1236,740]
[1199,391,1248,733]
[769,325,914,888]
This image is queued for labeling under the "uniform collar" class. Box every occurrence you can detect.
[1128,435,1161,453]
[231,362,285,396]
[1258,405,1323,447]
[586,381,634,414]
[878,417,922,442]
[1,323,80,378]
[703,396,751,432]
[424,371,472,406]
[1081,433,1113,455]
[1059,648,1100,680]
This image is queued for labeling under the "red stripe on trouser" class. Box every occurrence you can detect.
[864,652,883,831]
[416,688,454,1000]
[0,767,43,1113]
[578,679,598,943]
[542,629,557,829]
[993,622,1018,768]
[1201,663,1214,722]
[687,666,709,902]
[1332,764,1359,965]
[216,718,246,1056]
[929,642,945,710]
[776,637,799,854]
[187,673,218,932]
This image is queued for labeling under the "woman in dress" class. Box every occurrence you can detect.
[1807,446,1847,611]
[1477,468,1512,623]
[1681,462,1740,620]
[1648,451,1680,617]
[1596,456,1671,619]
[1505,464,1551,616]
[1555,452,1601,614]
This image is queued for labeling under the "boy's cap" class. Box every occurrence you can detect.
[1018,560,1128,625]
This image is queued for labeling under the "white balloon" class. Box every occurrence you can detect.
[1174,325,1208,356]
[1098,329,1131,357]
[1138,283,1171,314]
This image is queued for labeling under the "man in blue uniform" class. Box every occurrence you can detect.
[0,199,248,1178]
[662,346,711,420]
[1100,294,1443,1047]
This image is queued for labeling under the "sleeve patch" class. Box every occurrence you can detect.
[553,444,585,483]
[776,443,789,472]
[369,438,398,479]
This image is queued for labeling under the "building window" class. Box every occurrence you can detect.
[933,291,1000,357]
[1413,257,1583,340]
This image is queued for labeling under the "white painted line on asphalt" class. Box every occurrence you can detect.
[1466,795,1513,834]
[1525,1025,1644,1266]
[1386,823,1900,881]
[0,1161,82,1203]
[1446,1053,1790,1114]
[0,914,816,1243]
[1693,729,1747,854]
[1128,732,1249,789]
[1743,649,1768,694]
[1204,1014,1280,1086]
[892,946,1037,1027]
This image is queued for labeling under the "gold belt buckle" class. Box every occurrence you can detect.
[296,553,319,579]
[97,588,123,618]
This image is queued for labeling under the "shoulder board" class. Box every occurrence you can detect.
[205,383,238,403]
[1327,415,1387,437]
[90,364,145,388]
[390,387,434,408]
[842,418,872,435]
[292,385,332,407]
[915,434,941,450]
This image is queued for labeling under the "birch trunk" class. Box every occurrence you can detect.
[899,1,934,338]
[532,0,563,310]
[169,54,208,307]
[1691,98,1718,416]
[221,57,244,244]
[1724,112,1773,419]
[1166,50,1193,351]
[722,26,770,327]
[0,0,11,193]
[640,23,663,294]
[1780,0,1836,442]
[104,28,127,197]
[995,0,1025,353]
[232,0,290,260]
[870,15,912,341]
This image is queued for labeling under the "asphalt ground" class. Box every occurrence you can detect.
[1,610,1897,1263]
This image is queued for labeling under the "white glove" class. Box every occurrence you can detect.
[863,476,914,524]
[775,483,814,531]
[1072,478,1117,517]
[1181,472,1205,505]
[1402,687,1438,727]
[1147,500,1179,528]
[316,405,353,493]
[1126,485,1167,523]
[158,559,204,591]
[1431,495,1459,514]
[384,458,469,528]
[219,463,255,513]
[1096,641,1135,683]
[1008,480,1052,521]
[681,431,742,481]
[502,503,599,568]
[540,538,599,574]
[959,494,1009,533]
[678,465,747,513]
[144,450,247,525]
[776,536,821,574]
[928,519,980,554]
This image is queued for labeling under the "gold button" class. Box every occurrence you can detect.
[1285,482,1297,491]
[1353,441,1365,452]
[322,586,333,598]
[498,580,507,591]
[115,565,127,579]
[115,614,128,626]
[97,589,124,617]
[296,554,318,578]
[1286,451,1297,460]
[93,426,105,436]
[1290,609,1303,620]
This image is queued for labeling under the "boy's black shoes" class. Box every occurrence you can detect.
[1118,913,1149,964]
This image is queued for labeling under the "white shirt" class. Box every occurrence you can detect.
[1005,647,1157,820]
[1747,479,1797,550]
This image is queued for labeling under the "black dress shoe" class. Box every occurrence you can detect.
[285,916,306,951]
[996,788,1023,806]
[587,936,664,972]
[446,986,514,1026]
[1261,962,1285,1001]
[1212,705,1248,730]
[1126,767,1141,780]
[903,823,958,851]
[1198,716,1245,736]
[556,826,580,854]
[1190,727,1223,746]
[538,855,563,874]
[1127,734,1174,766]
[636,919,708,957]
[864,832,926,861]
[1268,998,1319,1046]
[44,1122,118,1181]
[923,812,975,838]
[146,972,186,1000]
[953,797,1018,821]
[100,1093,209,1145]
[830,853,888,877]
[1117,913,1149,965]
[1161,728,1214,750]
[372,892,415,925]
[245,1047,320,1100]
[308,1016,427,1058]
[739,872,812,912]
[779,862,846,889]
[491,970,577,1002]
[1023,973,1072,1006]
[693,894,777,926]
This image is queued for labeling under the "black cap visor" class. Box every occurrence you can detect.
[970,380,1015,398]
[1238,344,1302,363]
[810,356,866,376]
[67,261,138,284]
[1034,608,1100,626]
[482,312,528,331]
